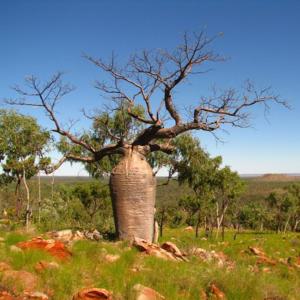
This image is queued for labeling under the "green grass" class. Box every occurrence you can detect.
[4,232,29,246]
[0,229,299,299]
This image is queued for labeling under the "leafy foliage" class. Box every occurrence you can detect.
[72,181,111,220]
[0,110,51,182]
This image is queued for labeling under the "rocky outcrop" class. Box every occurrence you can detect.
[16,238,72,260]
[1,270,38,292]
[210,283,226,299]
[191,248,235,269]
[133,238,187,261]
[103,254,120,263]
[183,226,194,232]
[22,291,49,299]
[49,229,102,244]
[0,291,49,300]
[72,288,112,300]
[248,246,277,266]
[132,284,165,300]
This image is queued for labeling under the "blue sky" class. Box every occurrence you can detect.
[1,0,299,175]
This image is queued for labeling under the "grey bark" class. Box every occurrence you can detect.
[110,149,156,242]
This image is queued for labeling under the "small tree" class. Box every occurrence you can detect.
[214,167,245,240]
[5,32,286,241]
[285,183,300,231]
[174,134,221,237]
[266,191,293,233]
[174,135,244,238]
[0,110,50,228]
[72,182,111,223]
[155,201,177,238]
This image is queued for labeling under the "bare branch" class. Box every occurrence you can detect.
[6,73,98,154]
[147,143,175,154]
[43,153,95,174]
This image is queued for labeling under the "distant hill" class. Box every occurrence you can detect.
[259,173,300,181]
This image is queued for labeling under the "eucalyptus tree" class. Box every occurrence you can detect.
[175,135,244,238]
[285,183,300,231]
[6,32,286,241]
[0,110,50,227]
[214,167,245,240]
[175,134,221,237]
[266,191,294,233]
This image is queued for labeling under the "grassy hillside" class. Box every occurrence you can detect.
[0,229,299,299]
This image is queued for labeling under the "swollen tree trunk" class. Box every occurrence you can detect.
[110,149,156,242]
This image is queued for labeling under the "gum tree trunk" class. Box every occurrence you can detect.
[109,149,156,242]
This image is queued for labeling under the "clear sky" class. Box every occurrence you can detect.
[1,0,299,176]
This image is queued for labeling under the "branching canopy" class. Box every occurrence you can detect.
[4,32,288,172]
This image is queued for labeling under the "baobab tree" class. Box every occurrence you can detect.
[6,32,286,242]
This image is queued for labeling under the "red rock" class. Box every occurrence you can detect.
[199,289,208,300]
[160,242,185,259]
[133,238,153,252]
[104,254,120,263]
[183,226,194,232]
[210,283,226,299]
[248,246,266,257]
[192,248,212,261]
[51,229,73,241]
[133,238,186,261]
[0,291,15,300]
[192,248,235,270]
[262,267,271,273]
[17,238,72,260]
[72,288,112,300]
[248,246,277,266]
[21,291,49,300]
[132,284,165,300]
[133,238,176,261]
[256,256,277,266]
[2,270,38,292]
